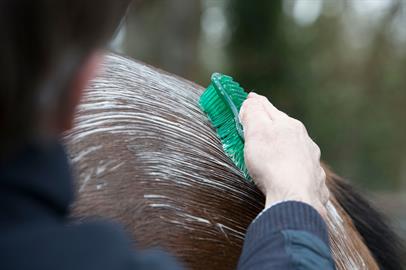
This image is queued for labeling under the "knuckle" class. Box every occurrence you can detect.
[314,143,321,157]
[292,119,305,130]
[240,102,250,114]
[241,98,254,108]
[258,95,269,103]
[299,122,307,132]
[243,99,261,113]
[321,168,326,180]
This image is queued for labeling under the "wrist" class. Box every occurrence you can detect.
[265,193,314,210]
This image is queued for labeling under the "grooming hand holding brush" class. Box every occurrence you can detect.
[200,74,334,269]
[200,73,329,215]
[240,92,329,215]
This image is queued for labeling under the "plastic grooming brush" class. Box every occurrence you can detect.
[199,73,250,180]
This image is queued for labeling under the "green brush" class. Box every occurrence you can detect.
[199,72,250,180]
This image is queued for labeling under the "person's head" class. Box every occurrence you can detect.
[0,0,130,157]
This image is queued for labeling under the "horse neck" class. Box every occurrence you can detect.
[327,198,379,270]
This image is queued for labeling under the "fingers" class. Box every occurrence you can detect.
[240,98,273,139]
[248,92,287,120]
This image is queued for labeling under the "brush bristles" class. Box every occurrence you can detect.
[199,74,250,180]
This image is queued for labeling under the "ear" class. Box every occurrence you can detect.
[59,51,104,133]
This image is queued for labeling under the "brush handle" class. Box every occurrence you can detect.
[211,73,245,141]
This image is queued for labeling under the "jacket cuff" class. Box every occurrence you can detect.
[248,201,329,245]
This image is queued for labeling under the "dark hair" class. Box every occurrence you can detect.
[0,0,130,156]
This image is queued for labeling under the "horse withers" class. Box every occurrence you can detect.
[64,54,403,270]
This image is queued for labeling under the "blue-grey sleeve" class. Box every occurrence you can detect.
[128,248,184,270]
[238,201,336,270]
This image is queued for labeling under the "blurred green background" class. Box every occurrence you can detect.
[111,0,406,238]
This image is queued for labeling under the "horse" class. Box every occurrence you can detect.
[64,53,403,270]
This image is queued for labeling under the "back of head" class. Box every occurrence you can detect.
[0,0,129,157]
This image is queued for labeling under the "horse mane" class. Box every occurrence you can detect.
[65,53,403,269]
[326,167,404,270]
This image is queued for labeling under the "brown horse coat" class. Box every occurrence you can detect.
[65,54,401,270]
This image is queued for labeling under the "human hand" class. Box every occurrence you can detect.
[239,93,329,215]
